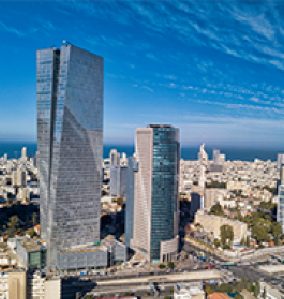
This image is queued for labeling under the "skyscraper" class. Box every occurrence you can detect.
[21,147,27,162]
[37,42,103,270]
[132,124,180,263]
[123,156,138,248]
[109,149,121,197]
[198,144,208,164]
[277,165,284,233]
[278,185,284,233]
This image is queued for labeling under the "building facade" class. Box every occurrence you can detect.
[277,185,284,233]
[194,210,249,244]
[37,42,103,270]
[132,124,180,262]
[124,157,137,248]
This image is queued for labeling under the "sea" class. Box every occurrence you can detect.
[0,142,282,162]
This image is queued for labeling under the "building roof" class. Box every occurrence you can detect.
[208,292,230,299]
[19,238,44,252]
[148,124,172,128]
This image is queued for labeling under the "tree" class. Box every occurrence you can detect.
[209,203,224,216]
[252,282,260,297]
[220,224,234,248]
[167,262,175,269]
[213,238,221,248]
[251,219,270,243]
[271,222,282,245]
[6,215,20,237]
[205,284,214,295]
[32,212,38,226]
[27,228,36,238]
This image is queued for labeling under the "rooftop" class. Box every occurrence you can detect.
[18,238,44,252]
[208,293,230,299]
[148,124,172,128]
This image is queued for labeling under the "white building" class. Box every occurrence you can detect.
[258,281,284,299]
[174,282,205,299]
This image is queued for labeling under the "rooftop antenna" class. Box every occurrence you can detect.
[62,40,69,46]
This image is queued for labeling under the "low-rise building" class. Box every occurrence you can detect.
[208,293,230,299]
[27,270,61,299]
[174,282,205,299]
[258,281,284,299]
[16,238,46,270]
[194,210,248,243]
[0,270,26,299]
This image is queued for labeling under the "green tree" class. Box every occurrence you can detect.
[213,238,221,248]
[205,284,214,295]
[271,222,282,245]
[252,282,260,297]
[27,228,35,238]
[251,219,270,243]
[32,212,38,226]
[220,224,234,248]
[167,262,175,269]
[209,203,224,216]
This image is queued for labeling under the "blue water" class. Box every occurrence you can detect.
[0,142,282,161]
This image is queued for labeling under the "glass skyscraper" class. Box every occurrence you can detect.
[132,124,180,262]
[278,185,284,233]
[37,42,103,270]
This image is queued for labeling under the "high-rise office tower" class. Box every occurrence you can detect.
[109,149,121,197]
[278,185,284,233]
[277,164,284,233]
[198,144,208,164]
[210,149,225,173]
[132,124,180,262]
[123,156,138,248]
[21,147,27,162]
[278,153,284,169]
[198,164,206,189]
[212,149,225,164]
[109,149,120,167]
[37,42,103,270]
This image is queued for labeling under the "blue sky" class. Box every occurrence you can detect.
[0,0,284,148]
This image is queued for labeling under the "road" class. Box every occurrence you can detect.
[183,240,283,285]
[95,269,222,286]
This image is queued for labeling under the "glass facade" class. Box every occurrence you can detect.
[133,124,179,262]
[37,43,104,270]
[278,185,284,233]
[124,157,137,248]
[150,125,180,261]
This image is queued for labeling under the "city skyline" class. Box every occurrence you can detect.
[1,1,284,148]
[1,1,284,297]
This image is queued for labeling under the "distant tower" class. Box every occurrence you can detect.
[123,157,138,248]
[132,124,180,262]
[210,149,225,173]
[198,164,206,189]
[278,153,284,169]
[198,144,208,164]
[109,149,120,167]
[37,42,103,270]
[21,147,27,161]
